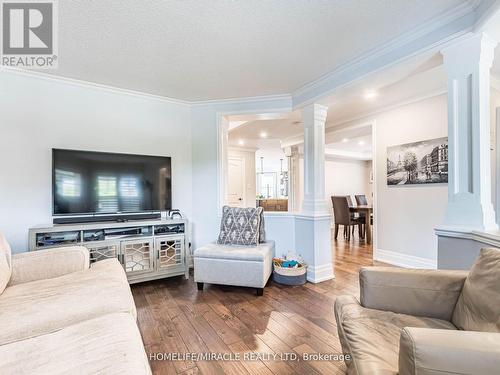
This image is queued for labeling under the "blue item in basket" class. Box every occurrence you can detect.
[282,260,298,268]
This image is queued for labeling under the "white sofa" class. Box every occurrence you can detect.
[194,240,275,295]
[0,234,151,374]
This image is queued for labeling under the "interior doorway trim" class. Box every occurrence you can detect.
[216,106,292,213]
[371,119,378,252]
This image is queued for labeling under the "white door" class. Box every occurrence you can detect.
[227,157,245,207]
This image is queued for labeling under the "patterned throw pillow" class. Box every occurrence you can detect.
[217,206,263,246]
[259,210,266,243]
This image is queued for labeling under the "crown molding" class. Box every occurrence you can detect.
[0,65,294,109]
[324,149,372,161]
[291,1,480,108]
[190,93,292,108]
[0,1,490,110]
[274,90,445,148]
[328,89,447,128]
[472,0,500,32]
[0,66,191,106]
[327,76,500,128]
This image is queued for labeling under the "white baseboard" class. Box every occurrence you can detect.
[374,248,437,269]
[307,263,335,283]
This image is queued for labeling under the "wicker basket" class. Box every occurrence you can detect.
[273,263,307,285]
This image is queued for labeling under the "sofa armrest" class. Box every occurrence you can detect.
[399,328,500,375]
[9,246,90,286]
[360,267,467,320]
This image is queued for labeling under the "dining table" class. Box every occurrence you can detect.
[349,205,373,244]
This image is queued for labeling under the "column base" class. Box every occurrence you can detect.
[295,213,333,284]
[306,263,335,283]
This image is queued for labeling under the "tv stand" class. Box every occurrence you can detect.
[53,212,161,225]
[29,218,189,284]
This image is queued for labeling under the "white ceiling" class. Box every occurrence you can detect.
[228,117,302,148]
[228,54,448,149]
[46,0,469,101]
[323,56,447,125]
[325,127,372,153]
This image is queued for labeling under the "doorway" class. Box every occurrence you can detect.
[227,157,246,207]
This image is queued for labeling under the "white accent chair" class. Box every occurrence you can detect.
[194,240,275,295]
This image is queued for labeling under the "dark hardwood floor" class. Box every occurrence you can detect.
[132,233,384,375]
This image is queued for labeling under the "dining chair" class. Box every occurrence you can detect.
[346,195,354,206]
[355,195,368,205]
[355,194,373,231]
[331,196,363,241]
[345,195,361,237]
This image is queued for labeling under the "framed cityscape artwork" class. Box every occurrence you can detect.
[387,137,448,185]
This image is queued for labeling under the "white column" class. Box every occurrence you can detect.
[301,103,330,215]
[284,145,300,212]
[295,103,333,283]
[441,33,498,231]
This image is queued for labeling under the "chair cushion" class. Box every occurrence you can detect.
[217,206,263,245]
[194,241,274,262]
[0,258,136,345]
[452,248,500,332]
[335,295,456,375]
[0,313,151,375]
[0,234,12,294]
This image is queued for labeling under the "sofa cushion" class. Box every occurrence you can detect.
[0,234,12,294]
[452,248,500,332]
[0,258,136,345]
[334,295,456,375]
[217,206,263,245]
[0,313,151,375]
[194,241,274,262]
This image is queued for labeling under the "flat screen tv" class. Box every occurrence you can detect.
[52,149,172,216]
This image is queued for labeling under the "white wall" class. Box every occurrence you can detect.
[325,158,371,212]
[227,147,256,206]
[255,147,288,199]
[255,148,288,174]
[375,95,448,267]
[297,157,371,214]
[190,96,292,252]
[4,70,495,267]
[0,71,192,252]
[338,94,448,267]
[364,161,373,204]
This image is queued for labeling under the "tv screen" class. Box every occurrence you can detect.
[52,149,172,215]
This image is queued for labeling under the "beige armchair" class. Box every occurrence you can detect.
[334,248,500,375]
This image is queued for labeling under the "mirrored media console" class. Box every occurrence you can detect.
[28,218,189,284]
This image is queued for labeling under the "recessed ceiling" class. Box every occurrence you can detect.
[228,117,302,148]
[228,56,449,149]
[323,58,447,125]
[45,0,467,101]
[325,128,373,156]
